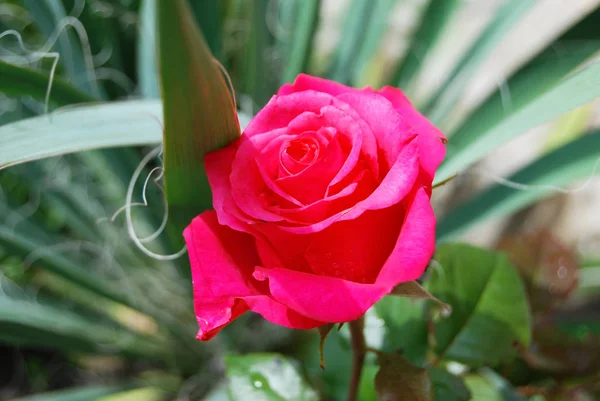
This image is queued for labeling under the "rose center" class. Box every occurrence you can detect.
[280,135,321,175]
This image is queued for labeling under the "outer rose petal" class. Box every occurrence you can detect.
[252,187,436,323]
[184,212,322,339]
[375,187,436,285]
[378,86,446,141]
[278,74,355,97]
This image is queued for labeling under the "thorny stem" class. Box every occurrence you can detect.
[347,316,366,401]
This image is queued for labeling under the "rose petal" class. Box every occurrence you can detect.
[305,203,404,283]
[378,86,446,141]
[244,91,337,138]
[230,131,288,222]
[205,142,255,232]
[279,137,420,234]
[278,73,355,97]
[253,267,388,323]
[375,187,436,285]
[184,212,321,339]
[337,92,415,170]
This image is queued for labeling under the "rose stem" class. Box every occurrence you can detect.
[347,315,366,401]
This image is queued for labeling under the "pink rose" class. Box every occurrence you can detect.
[184,74,446,340]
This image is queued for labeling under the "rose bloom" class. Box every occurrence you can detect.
[184,74,446,340]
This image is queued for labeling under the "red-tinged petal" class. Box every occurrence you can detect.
[244,91,337,138]
[337,91,415,170]
[244,296,324,329]
[278,138,420,234]
[205,142,255,232]
[278,73,355,96]
[185,212,323,338]
[417,131,447,184]
[184,211,262,340]
[376,187,436,285]
[253,267,388,323]
[378,86,446,141]
[305,204,404,283]
[230,131,288,222]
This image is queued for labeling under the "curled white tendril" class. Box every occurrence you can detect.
[124,147,187,261]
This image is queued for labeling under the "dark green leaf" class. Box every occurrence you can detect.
[390,0,461,91]
[189,0,224,60]
[157,0,241,246]
[225,353,319,401]
[427,244,531,367]
[0,60,94,106]
[375,353,433,401]
[429,368,471,401]
[374,297,428,366]
[438,130,600,240]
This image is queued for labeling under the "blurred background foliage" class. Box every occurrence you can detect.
[0,0,599,400]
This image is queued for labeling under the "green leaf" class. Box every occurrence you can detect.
[427,244,531,367]
[138,0,160,98]
[157,0,240,246]
[225,353,319,401]
[11,384,136,401]
[463,375,503,401]
[390,0,461,91]
[280,0,321,84]
[374,353,433,401]
[374,296,428,366]
[189,0,224,60]
[436,60,600,183]
[22,0,101,96]
[0,296,162,358]
[0,100,162,168]
[0,60,95,106]
[437,130,600,240]
[479,368,526,401]
[326,0,373,85]
[429,368,471,401]
[447,7,600,141]
[424,0,538,123]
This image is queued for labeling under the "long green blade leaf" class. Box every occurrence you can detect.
[390,0,461,91]
[157,0,240,245]
[0,100,163,168]
[424,0,538,123]
[0,226,131,306]
[0,60,94,106]
[447,8,600,139]
[280,0,321,84]
[438,130,600,241]
[0,296,161,358]
[326,0,373,85]
[436,61,600,183]
[138,0,160,98]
